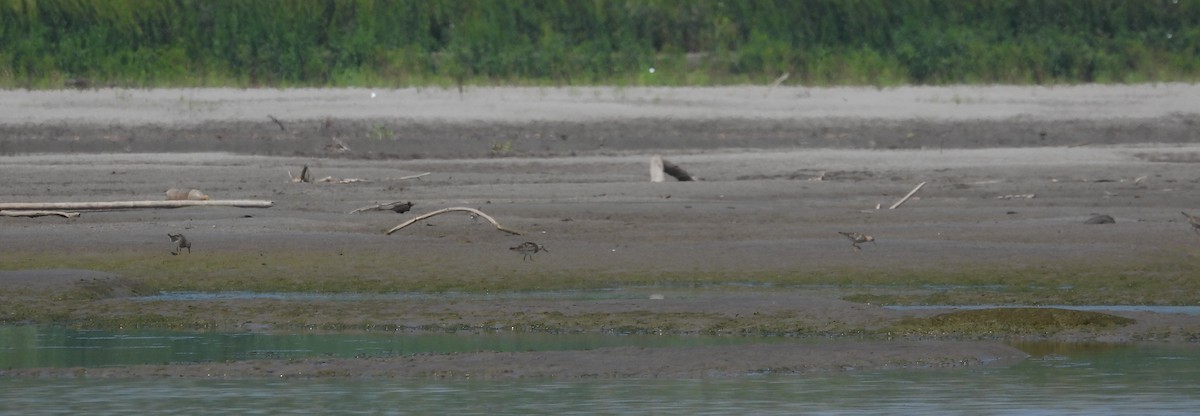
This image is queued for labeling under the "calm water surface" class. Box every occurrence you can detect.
[1,327,1198,415]
[2,347,1198,415]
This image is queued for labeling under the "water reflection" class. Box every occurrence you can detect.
[884,304,1200,315]
[2,326,1198,414]
[3,345,1199,416]
[0,326,794,369]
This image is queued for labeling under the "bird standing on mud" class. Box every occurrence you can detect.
[838,232,875,250]
[1183,212,1200,235]
[511,241,548,261]
[168,233,191,255]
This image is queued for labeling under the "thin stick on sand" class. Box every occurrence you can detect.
[0,210,81,218]
[0,200,273,210]
[390,172,432,181]
[763,72,790,97]
[888,181,926,210]
[386,207,522,235]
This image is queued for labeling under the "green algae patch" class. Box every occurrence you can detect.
[3,250,1200,307]
[888,308,1135,337]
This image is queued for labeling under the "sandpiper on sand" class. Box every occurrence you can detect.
[1183,212,1200,235]
[168,233,191,255]
[838,232,875,250]
[510,241,548,261]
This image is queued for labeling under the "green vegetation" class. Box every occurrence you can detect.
[3,0,1198,88]
[2,249,1198,305]
[888,308,1135,337]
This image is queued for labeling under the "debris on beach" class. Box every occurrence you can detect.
[649,155,699,182]
[386,207,522,236]
[1084,214,1115,224]
[350,201,414,214]
[165,188,209,201]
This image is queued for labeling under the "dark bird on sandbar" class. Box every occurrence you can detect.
[168,233,191,255]
[838,231,876,250]
[1183,211,1200,235]
[510,241,548,261]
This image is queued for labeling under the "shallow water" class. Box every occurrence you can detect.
[1,343,1198,415]
[884,304,1200,316]
[2,327,1200,414]
[0,326,800,369]
[133,290,643,302]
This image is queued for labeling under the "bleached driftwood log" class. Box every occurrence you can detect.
[0,200,273,210]
[888,182,926,210]
[1,210,81,218]
[386,207,521,235]
[650,156,666,182]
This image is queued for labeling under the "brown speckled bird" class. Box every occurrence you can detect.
[838,232,875,250]
[510,241,548,261]
[168,233,191,255]
[1183,212,1200,235]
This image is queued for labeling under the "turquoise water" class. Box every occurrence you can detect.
[1,343,1198,415]
[1,327,1198,414]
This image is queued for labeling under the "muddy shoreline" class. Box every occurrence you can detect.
[3,85,1200,378]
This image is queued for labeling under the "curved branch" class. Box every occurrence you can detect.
[385,207,522,235]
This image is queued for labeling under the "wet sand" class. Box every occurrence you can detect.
[2,85,1200,378]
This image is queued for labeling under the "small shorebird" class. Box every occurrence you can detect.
[838,231,875,250]
[1183,212,1200,235]
[510,241,548,261]
[168,233,191,255]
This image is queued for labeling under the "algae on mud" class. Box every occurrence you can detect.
[3,249,1198,304]
[2,246,1199,337]
[887,308,1136,338]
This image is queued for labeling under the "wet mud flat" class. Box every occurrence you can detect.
[2,85,1200,378]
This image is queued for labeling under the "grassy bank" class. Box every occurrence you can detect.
[3,250,1198,306]
[2,0,1198,88]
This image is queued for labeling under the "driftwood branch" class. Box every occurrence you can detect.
[0,200,273,210]
[888,182,926,210]
[663,159,698,181]
[649,155,698,182]
[288,165,313,183]
[1,210,81,218]
[386,207,522,235]
[318,176,368,184]
[650,156,665,182]
[351,201,413,214]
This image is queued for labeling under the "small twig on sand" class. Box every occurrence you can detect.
[318,176,368,184]
[0,200,272,210]
[763,72,790,97]
[1,210,81,218]
[386,207,522,235]
[888,181,926,210]
[268,114,287,132]
[388,172,431,181]
[350,201,413,214]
